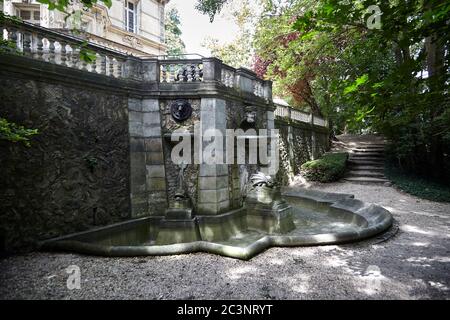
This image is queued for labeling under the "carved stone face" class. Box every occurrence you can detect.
[244,111,256,124]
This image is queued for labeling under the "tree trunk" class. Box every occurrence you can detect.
[425,14,446,180]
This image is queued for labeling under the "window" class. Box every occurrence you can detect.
[124,0,138,33]
[15,6,40,25]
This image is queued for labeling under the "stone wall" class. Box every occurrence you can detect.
[0,76,130,251]
[275,119,330,184]
[160,99,200,210]
[0,49,328,252]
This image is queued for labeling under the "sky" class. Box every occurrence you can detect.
[168,0,239,57]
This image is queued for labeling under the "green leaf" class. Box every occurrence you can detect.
[344,74,369,95]
[0,118,39,147]
[355,74,369,86]
[79,47,97,63]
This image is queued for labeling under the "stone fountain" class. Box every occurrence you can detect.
[37,58,393,260]
[245,172,295,234]
[155,163,200,244]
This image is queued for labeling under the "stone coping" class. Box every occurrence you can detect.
[39,189,393,260]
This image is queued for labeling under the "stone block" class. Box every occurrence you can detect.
[198,176,229,190]
[199,164,228,177]
[143,112,161,125]
[130,153,146,193]
[202,57,222,81]
[143,125,161,137]
[131,192,148,217]
[198,188,229,203]
[145,152,164,165]
[129,121,143,137]
[237,76,253,93]
[200,98,227,130]
[128,98,142,112]
[141,60,158,82]
[129,110,143,123]
[146,165,166,178]
[197,200,230,215]
[130,137,144,152]
[146,177,166,192]
[142,99,159,112]
[144,138,163,152]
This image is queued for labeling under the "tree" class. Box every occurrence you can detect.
[201,0,256,68]
[253,0,449,179]
[195,0,230,22]
[165,7,186,57]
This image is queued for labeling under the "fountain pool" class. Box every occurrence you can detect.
[40,187,393,260]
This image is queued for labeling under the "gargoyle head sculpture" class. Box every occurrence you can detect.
[249,172,275,189]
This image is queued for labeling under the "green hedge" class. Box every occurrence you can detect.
[300,152,348,182]
[385,164,450,202]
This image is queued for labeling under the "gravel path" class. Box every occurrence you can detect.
[1,182,449,300]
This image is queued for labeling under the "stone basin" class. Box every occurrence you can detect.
[39,188,393,260]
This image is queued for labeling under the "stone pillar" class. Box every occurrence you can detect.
[197,98,230,215]
[202,57,222,82]
[263,80,273,102]
[128,98,167,217]
[235,68,254,94]
[261,109,279,177]
[123,58,158,82]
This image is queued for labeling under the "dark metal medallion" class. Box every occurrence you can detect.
[170,100,192,122]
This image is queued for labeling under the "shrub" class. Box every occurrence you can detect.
[300,152,348,182]
[385,163,450,202]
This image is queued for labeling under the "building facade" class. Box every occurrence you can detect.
[1,0,169,56]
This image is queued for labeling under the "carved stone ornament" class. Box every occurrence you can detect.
[123,35,143,48]
[170,100,192,122]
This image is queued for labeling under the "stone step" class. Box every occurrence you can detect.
[350,143,386,147]
[351,165,385,171]
[348,159,385,165]
[351,146,385,151]
[353,143,386,147]
[351,151,385,156]
[350,149,384,154]
[349,156,384,162]
[344,177,390,184]
[347,170,386,178]
[353,147,385,151]
[350,153,384,157]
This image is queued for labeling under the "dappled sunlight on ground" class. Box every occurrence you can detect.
[401,224,449,238]
[226,265,259,280]
[0,181,449,299]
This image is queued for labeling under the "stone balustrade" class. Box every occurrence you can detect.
[1,20,127,78]
[1,20,272,100]
[159,59,204,83]
[221,66,235,88]
[275,104,328,128]
[219,66,269,99]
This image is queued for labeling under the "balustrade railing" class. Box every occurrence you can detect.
[291,110,311,123]
[1,20,127,78]
[159,60,203,83]
[1,20,272,100]
[313,117,327,127]
[253,79,264,98]
[221,66,235,88]
[274,104,328,128]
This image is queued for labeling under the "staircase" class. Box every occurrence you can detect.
[334,135,390,184]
